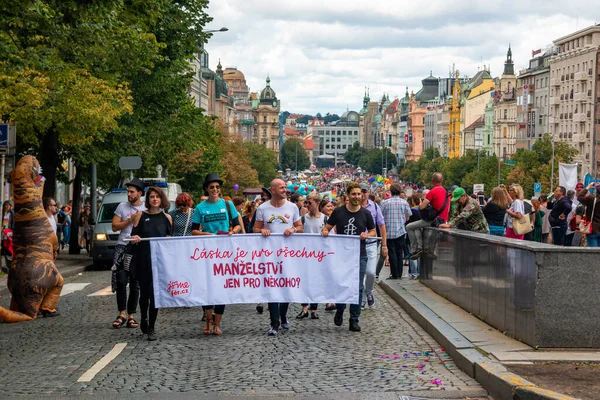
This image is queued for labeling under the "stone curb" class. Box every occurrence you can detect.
[379,279,579,400]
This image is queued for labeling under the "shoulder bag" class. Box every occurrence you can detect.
[421,191,449,223]
[183,209,192,235]
[224,200,236,233]
[512,212,533,235]
[579,198,596,235]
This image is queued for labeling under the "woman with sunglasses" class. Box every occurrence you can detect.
[169,192,194,237]
[191,174,242,335]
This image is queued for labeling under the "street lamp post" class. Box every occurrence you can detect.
[198,27,228,113]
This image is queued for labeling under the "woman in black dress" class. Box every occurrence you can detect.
[131,187,173,341]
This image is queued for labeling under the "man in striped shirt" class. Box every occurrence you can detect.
[380,183,412,279]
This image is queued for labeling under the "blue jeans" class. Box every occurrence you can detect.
[268,302,289,330]
[552,226,567,246]
[587,233,600,247]
[337,255,367,321]
[362,242,379,306]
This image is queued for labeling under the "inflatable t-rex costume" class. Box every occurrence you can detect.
[0,155,63,322]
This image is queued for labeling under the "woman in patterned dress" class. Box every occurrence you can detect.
[169,193,194,237]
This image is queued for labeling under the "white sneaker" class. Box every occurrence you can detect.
[267,327,278,336]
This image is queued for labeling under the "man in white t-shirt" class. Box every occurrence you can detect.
[254,178,303,336]
[110,178,147,329]
[43,197,58,234]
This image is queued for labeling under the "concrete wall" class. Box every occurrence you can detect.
[420,228,600,348]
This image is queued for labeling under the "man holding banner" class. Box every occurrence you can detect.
[254,179,303,336]
[321,182,375,332]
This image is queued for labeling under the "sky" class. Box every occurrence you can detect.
[205,0,598,116]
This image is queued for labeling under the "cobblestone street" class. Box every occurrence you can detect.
[0,271,486,398]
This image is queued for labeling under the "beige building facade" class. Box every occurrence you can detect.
[549,25,600,177]
[493,47,518,158]
[252,77,281,157]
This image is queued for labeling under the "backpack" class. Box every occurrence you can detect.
[57,210,66,225]
[421,190,449,222]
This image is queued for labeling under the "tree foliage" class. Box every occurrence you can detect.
[344,141,365,166]
[218,130,260,198]
[243,141,279,187]
[0,0,219,198]
[398,135,578,198]
[280,138,310,171]
[359,148,396,174]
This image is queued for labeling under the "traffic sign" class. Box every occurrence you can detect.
[534,182,541,197]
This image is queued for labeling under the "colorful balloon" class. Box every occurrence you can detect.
[233,184,239,191]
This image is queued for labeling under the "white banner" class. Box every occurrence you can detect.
[559,163,578,192]
[150,234,360,308]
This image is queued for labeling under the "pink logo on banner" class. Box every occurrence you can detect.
[167,279,191,298]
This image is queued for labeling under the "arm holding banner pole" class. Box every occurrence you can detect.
[123,234,386,242]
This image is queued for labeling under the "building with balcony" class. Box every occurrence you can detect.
[222,66,253,140]
[548,24,600,177]
[516,50,554,150]
[463,116,484,153]
[493,46,517,158]
[252,76,281,156]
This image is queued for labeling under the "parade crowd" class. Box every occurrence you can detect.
[34,165,600,342]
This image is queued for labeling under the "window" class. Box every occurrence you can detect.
[337,137,341,142]
[263,116,267,123]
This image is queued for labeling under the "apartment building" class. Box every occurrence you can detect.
[548,24,600,177]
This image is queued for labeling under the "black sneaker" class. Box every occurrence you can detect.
[140,319,148,334]
[310,312,319,320]
[147,330,157,341]
[349,320,361,332]
[256,303,264,314]
[296,311,308,319]
[334,309,343,326]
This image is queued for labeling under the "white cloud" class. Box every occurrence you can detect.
[205,0,598,115]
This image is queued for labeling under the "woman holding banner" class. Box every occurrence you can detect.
[191,174,241,335]
[131,187,173,341]
[296,192,325,320]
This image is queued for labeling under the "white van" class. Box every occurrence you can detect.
[91,179,181,267]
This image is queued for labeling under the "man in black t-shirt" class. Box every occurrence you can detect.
[321,182,375,332]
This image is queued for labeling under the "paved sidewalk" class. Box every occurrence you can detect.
[0,271,487,398]
[378,266,585,400]
[0,251,92,296]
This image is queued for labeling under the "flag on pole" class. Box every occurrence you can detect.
[558,163,577,191]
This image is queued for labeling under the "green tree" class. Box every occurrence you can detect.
[344,141,365,166]
[0,0,171,196]
[280,138,310,171]
[359,148,396,175]
[243,141,279,187]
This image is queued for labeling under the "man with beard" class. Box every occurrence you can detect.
[321,182,375,332]
[110,178,146,329]
[254,179,303,336]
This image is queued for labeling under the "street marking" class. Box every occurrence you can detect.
[88,286,113,297]
[77,343,127,382]
[60,283,90,296]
